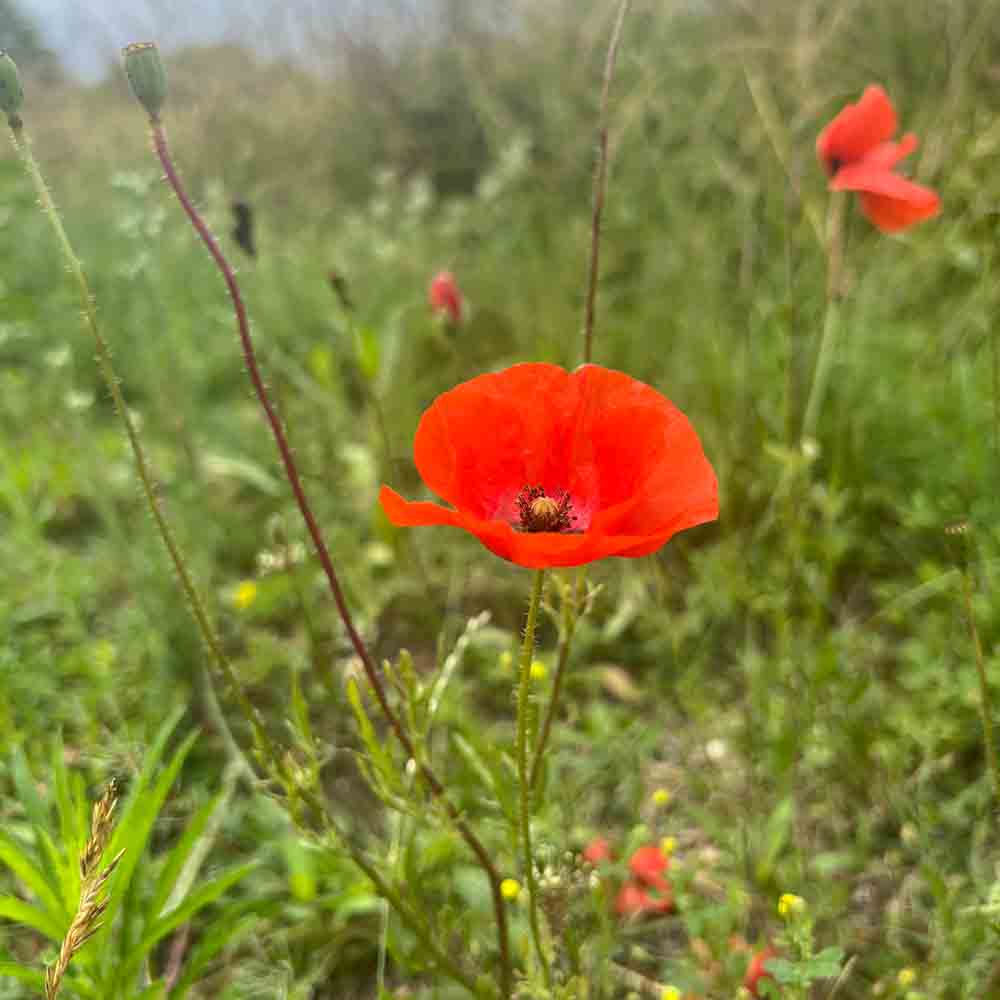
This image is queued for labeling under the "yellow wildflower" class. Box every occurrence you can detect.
[500,878,521,901]
[233,580,258,609]
[778,892,806,918]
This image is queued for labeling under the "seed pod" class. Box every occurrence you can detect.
[0,51,24,122]
[122,42,167,119]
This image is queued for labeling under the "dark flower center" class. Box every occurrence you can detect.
[515,485,576,533]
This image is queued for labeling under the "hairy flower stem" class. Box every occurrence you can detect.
[961,566,1000,804]
[802,191,846,441]
[530,569,584,792]
[148,118,512,997]
[517,568,551,985]
[5,120,267,779]
[582,0,631,365]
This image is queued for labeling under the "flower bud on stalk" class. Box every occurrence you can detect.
[122,42,167,120]
[0,51,24,129]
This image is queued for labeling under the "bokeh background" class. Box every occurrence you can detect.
[2,0,1000,996]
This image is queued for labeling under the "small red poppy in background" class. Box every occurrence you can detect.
[379,363,718,569]
[583,837,613,865]
[816,84,939,233]
[743,946,778,997]
[616,843,674,917]
[428,270,463,325]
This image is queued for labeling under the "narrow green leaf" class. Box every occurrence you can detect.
[0,894,63,940]
[0,960,46,987]
[0,830,64,919]
[120,863,257,985]
[9,746,48,829]
[104,730,199,933]
[170,908,261,997]
[150,782,233,919]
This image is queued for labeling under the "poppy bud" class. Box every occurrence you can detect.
[122,42,167,119]
[428,270,463,325]
[0,51,24,125]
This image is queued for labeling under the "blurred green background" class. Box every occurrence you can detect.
[1,0,999,996]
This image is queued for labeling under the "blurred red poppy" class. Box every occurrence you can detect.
[615,843,674,917]
[583,837,613,865]
[816,84,939,233]
[615,881,673,916]
[429,270,463,324]
[379,363,718,569]
[743,946,777,997]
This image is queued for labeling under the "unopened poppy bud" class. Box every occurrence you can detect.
[428,270,463,325]
[0,51,24,123]
[123,42,167,119]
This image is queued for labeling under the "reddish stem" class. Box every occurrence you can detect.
[150,120,511,998]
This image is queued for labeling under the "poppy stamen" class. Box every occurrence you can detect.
[515,485,576,533]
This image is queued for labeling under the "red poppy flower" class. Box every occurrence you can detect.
[628,844,670,885]
[614,843,674,916]
[615,880,673,917]
[816,84,939,233]
[428,270,463,324]
[379,363,718,569]
[583,837,613,865]
[743,946,778,997]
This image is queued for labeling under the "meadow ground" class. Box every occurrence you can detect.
[1,0,1000,996]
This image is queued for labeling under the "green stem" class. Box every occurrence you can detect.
[992,320,999,468]
[802,192,846,442]
[148,115,512,995]
[582,0,632,365]
[530,569,583,792]
[517,568,550,985]
[5,120,272,778]
[962,566,1000,804]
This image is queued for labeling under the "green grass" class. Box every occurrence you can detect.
[1,0,1000,995]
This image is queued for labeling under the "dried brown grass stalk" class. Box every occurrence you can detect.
[45,780,125,1000]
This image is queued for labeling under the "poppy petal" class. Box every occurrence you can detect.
[856,133,918,171]
[413,363,581,521]
[829,163,939,232]
[816,85,897,170]
[857,189,940,232]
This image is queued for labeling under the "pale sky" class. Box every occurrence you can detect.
[21,0,378,78]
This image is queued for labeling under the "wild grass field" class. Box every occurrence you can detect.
[1,0,1000,996]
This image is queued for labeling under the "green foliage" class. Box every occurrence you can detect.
[1,0,1000,995]
[0,715,257,997]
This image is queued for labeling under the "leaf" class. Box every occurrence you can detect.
[345,677,402,799]
[9,745,48,829]
[451,733,516,824]
[0,894,63,940]
[353,325,381,382]
[803,946,845,978]
[118,863,257,986]
[169,905,263,998]
[150,772,237,919]
[101,727,199,960]
[0,960,46,987]
[201,452,282,496]
[0,830,64,920]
